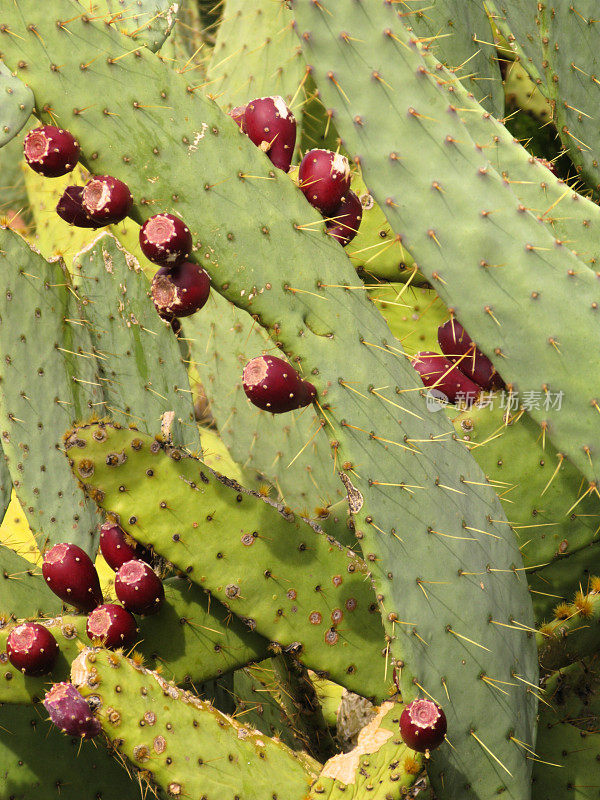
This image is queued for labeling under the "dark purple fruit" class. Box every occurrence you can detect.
[86,603,138,649]
[399,699,447,753]
[99,521,150,572]
[23,126,80,178]
[56,185,97,228]
[6,622,58,676]
[229,105,246,131]
[42,543,103,613]
[82,175,133,225]
[325,189,363,246]
[437,319,500,390]
[151,262,211,319]
[242,355,316,414]
[114,560,165,615]
[412,351,481,406]
[299,149,351,214]
[44,682,101,739]
[245,96,297,172]
[139,213,193,267]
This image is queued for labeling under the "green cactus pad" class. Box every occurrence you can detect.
[89,0,179,52]
[532,660,600,800]
[402,0,503,116]
[537,580,600,673]
[0,6,537,794]
[73,232,199,447]
[184,292,349,536]
[72,646,317,800]
[488,2,545,87]
[207,0,304,111]
[293,2,540,797]
[233,661,303,750]
[66,420,387,699]
[0,702,141,800]
[0,227,104,556]
[346,173,419,283]
[373,286,448,356]
[308,700,422,799]
[492,2,600,196]
[0,449,12,529]
[527,542,600,625]
[0,543,61,620]
[136,576,269,682]
[0,577,269,703]
[452,404,600,571]
[294,0,600,489]
[0,62,34,148]
[432,54,600,273]
[0,133,30,226]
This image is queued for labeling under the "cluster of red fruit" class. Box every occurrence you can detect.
[23,126,211,321]
[5,523,163,684]
[229,95,363,247]
[412,319,503,406]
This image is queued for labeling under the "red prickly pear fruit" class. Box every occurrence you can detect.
[412,351,481,406]
[229,105,247,131]
[114,560,165,616]
[43,682,101,739]
[437,319,501,390]
[23,126,80,178]
[99,521,150,572]
[325,189,363,246]
[399,699,447,753]
[86,603,138,649]
[82,176,133,225]
[42,543,103,613]
[299,149,351,214]
[56,186,98,228]
[244,96,296,172]
[139,213,193,267]
[6,622,59,676]
[242,355,316,414]
[151,262,211,319]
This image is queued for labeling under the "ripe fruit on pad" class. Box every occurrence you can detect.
[245,96,297,172]
[151,262,211,319]
[100,521,150,572]
[82,175,133,225]
[86,604,138,649]
[242,355,316,413]
[23,126,80,177]
[56,185,97,228]
[42,542,103,613]
[325,189,363,246]
[412,351,481,406]
[139,213,193,267]
[229,105,246,131]
[7,622,58,676]
[299,149,351,214]
[115,560,165,615]
[44,682,101,739]
[399,699,447,753]
[437,319,500,390]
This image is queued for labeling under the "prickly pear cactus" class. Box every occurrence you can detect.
[2,1,600,798]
